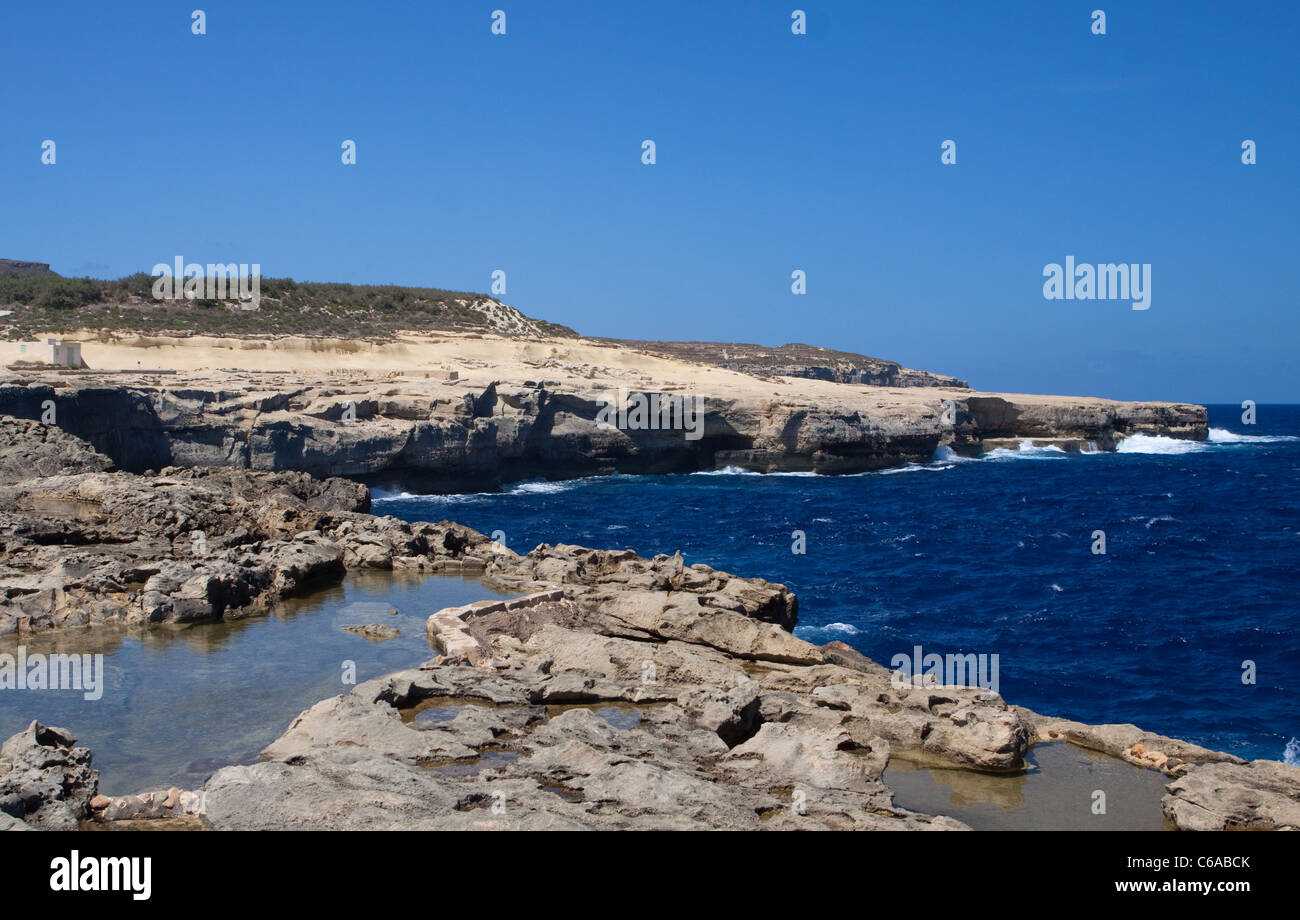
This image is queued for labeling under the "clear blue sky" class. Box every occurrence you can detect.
[3,1,1296,402]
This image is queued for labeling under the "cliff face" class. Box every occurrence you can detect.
[0,260,54,278]
[0,370,1207,491]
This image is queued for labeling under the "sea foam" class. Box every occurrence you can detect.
[1208,428,1300,444]
[1116,434,1207,454]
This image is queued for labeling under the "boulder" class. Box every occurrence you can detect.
[0,721,98,829]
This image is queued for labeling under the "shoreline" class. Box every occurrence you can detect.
[0,331,1207,491]
[5,558,1291,830]
[0,359,1293,832]
[0,453,1295,829]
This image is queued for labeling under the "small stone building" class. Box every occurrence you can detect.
[0,338,84,367]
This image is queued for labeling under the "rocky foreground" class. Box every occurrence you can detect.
[0,416,1296,831]
[4,541,1297,832]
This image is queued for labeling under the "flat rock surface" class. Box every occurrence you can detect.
[1162,760,1300,830]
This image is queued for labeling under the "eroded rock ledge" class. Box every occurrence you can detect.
[182,580,1294,831]
[7,575,1296,831]
[0,368,1206,489]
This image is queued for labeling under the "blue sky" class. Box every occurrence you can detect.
[2,1,1296,402]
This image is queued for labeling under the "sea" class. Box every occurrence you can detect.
[375,405,1300,764]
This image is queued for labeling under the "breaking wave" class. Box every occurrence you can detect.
[691,466,763,476]
[983,440,1070,460]
[1207,428,1300,444]
[1116,434,1208,454]
[1117,428,1299,454]
[372,475,621,504]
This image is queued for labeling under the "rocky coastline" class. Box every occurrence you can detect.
[0,408,1295,831]
[0,362,1206,491]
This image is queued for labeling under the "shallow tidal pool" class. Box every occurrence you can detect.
[884,741,1171,830]
[0,571,504,795]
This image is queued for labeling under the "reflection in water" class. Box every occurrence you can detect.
[404,696,498,726]
[884,742,1171,830]
[0,570,506,796]
[431,750,520,777]
[545,702,652,731]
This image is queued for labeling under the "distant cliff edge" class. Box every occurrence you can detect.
[0,260,55,278]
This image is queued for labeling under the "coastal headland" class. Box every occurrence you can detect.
[1,329,1292,832]
[0,330,1205,489]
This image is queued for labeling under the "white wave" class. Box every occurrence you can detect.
[820,622,861,635]
[1284,738,1300,767]
[371,488,497,504]
[933,444,983,463]
[1115,434,1207,455]
[794,621,862,641]
[693,467,820,477]
[1208,428,1300,444]
[879,462,955,475]
[983,440,1069,460]
[508,479,578,495]
[692,466,763,476]
[865,444,971,475]
[1049,584,1063,592]
[378,491,486,505]
[372,476,595,503]
[370,489,418,503]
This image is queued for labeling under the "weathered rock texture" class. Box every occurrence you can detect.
[1017,710,1246,775]
[186,575,1300,831]
[177,587,1300,832]
[0,367,1206,491]
[1162,760,1300,830]
[0,420,518,634]
[196,578,1017,830]
[0,721,98,829]
[0,415,114,480]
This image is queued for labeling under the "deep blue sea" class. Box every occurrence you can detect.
[376,405,1300,764]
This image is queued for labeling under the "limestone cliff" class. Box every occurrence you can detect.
[0,369,1206,492]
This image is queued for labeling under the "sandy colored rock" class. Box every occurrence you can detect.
[1162,760,1300,830]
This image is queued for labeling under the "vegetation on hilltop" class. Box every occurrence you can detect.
[0,273,577,339]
